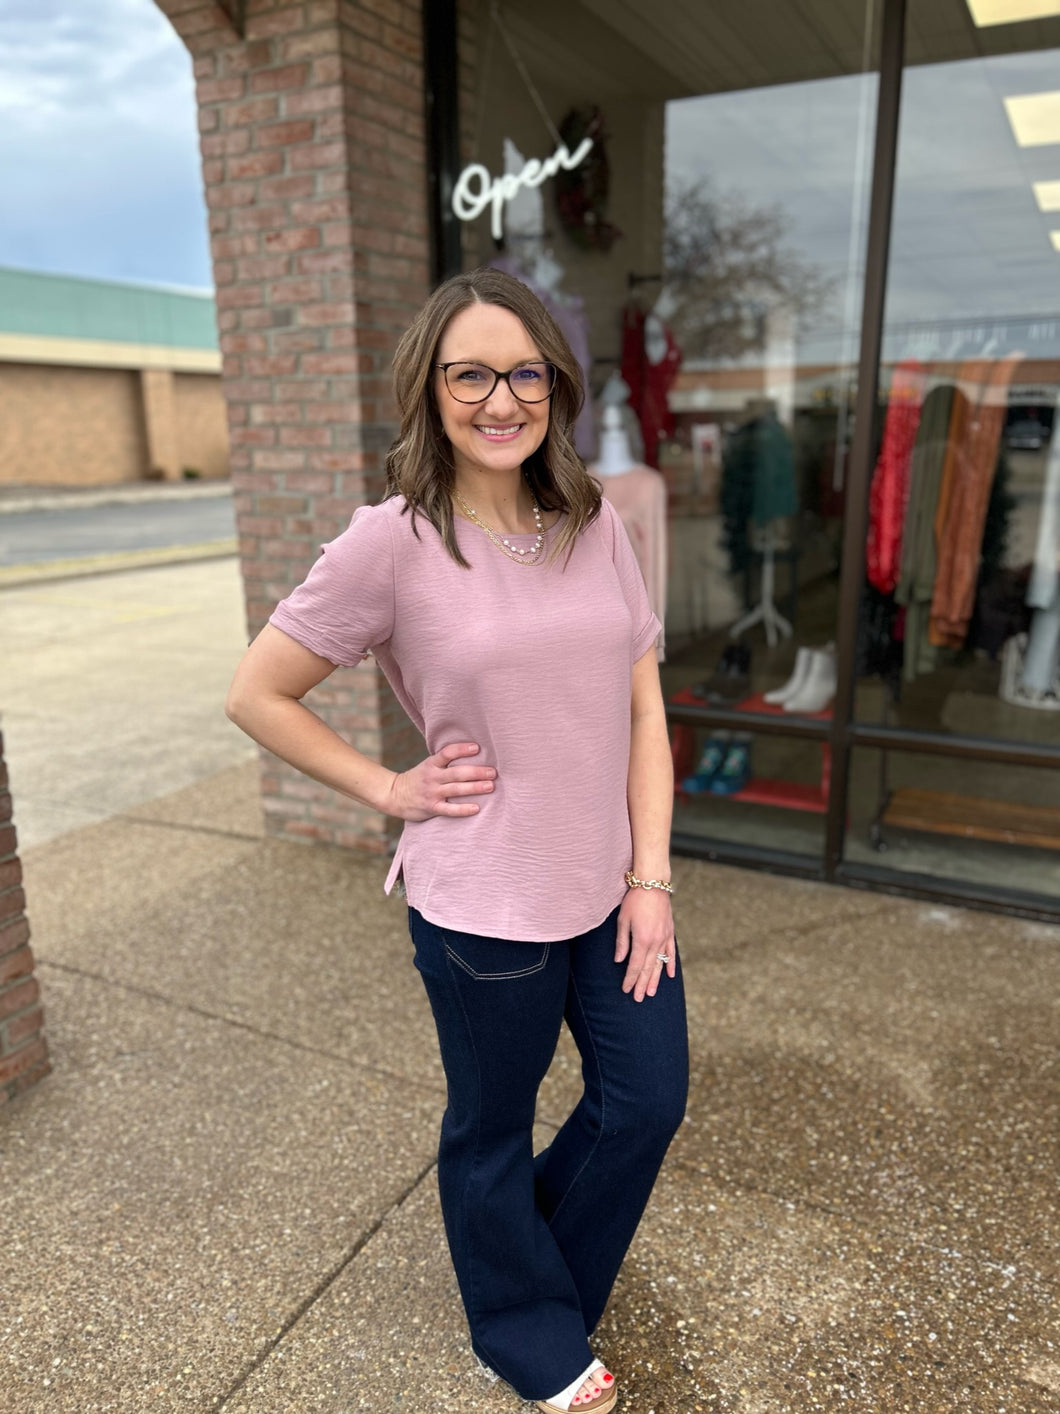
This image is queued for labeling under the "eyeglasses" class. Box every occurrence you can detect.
[434,360,557,404]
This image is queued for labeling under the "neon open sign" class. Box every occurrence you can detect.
[451,138,594,240]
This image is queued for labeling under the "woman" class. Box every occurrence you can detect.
[226,268,689,1413]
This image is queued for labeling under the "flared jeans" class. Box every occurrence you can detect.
[408,905,689,1402]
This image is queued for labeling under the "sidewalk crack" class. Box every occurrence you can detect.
[213,1155,439,1411]
[37,957,446,1096]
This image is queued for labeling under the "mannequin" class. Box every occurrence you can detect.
[621,287,682,467]
[596,404,637,477]
[591,404,668,659]
[644,288,679,366]
[598,370,645,463]
[724,398,797,649]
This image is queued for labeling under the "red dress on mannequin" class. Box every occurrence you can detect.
[621,305,682,468]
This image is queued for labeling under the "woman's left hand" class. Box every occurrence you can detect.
[615,887,676,1002]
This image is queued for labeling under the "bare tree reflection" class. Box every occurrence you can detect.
[664,179,834,361]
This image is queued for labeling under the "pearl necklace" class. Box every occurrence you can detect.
[454,490,546,565]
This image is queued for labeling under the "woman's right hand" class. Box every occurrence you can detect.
[385,742,497,821]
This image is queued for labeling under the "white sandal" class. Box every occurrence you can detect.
[535,1358,617,1413]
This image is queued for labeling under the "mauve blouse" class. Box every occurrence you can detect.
[269,494,661,942]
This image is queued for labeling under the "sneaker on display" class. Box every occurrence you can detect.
[708,740,752,795]
[681,733,730,793]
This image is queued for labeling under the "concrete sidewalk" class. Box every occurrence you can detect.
[4,772,1059,1412]
[1,557,1059,1412]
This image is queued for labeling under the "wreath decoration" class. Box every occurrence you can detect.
[554,106,622,253]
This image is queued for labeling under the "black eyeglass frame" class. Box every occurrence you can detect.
[433,360,558,405]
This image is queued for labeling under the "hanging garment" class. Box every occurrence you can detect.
[894,383,955,682]
[865,359,925,594]
[855,581,903,697]
[1027,394,1060,611]
[620,303,681,468]
[596,465,668,660]
[621,304,647,436]
[751,412,797,526]
[720,414,797,576]
[720,419,756,576]
[641,322,681,469]
[929,354,1021,649]
[928,368,980,583]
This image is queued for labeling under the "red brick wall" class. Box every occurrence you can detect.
[156,0,429,849]
[0,732,49,1104]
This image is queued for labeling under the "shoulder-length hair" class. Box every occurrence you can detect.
[383,267,601,567]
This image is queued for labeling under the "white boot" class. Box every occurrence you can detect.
[783,648,837,714]
[763,647,813,705]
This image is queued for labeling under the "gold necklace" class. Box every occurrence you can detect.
[454,490,546,565]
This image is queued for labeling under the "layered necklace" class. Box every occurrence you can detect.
[453,488,546,565]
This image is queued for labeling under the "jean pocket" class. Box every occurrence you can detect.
[442,931,551,981]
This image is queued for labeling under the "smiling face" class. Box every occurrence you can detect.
[434,301,551,485]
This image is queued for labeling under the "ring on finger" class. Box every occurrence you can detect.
[655,952,670,965]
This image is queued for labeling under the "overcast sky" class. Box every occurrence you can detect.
[0,0,211,289]
[667,44,1060,341]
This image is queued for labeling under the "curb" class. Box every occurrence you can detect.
[0,483,233,515]
[0,539,239,588]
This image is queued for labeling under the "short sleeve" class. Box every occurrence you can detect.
[268,503,396,667]
[600,497,662,663]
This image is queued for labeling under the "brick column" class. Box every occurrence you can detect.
[156,0,429,850]
[0,732,49,1103]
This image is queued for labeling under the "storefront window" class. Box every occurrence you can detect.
[446,1,1060,910]
[847,6,1060,902]
[455,0,879,861]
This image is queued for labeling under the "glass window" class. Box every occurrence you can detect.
[455,1,879,860]
[842,3,1060,900]
[845,746,1060,904]
[857,13,1060,750]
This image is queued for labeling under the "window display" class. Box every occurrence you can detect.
[448,0,1060,913]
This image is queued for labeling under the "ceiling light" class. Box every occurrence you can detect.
[1004,91,1060,146]
[1034,180,1060,209]
[967,1,1060,23]
[1052,230,1060,250]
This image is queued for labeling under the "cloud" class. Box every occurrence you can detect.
[0,0,211,288]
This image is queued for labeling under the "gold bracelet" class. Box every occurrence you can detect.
[624,870,674,895]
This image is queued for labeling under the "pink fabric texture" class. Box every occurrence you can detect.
[269,496,661,942]
[594,468,668,661]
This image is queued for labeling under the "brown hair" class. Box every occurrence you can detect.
[383,267,601,566]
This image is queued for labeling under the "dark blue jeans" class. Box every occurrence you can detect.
[408,905,689,1402]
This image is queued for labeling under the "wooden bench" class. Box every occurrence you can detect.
[881,788,1060,852]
